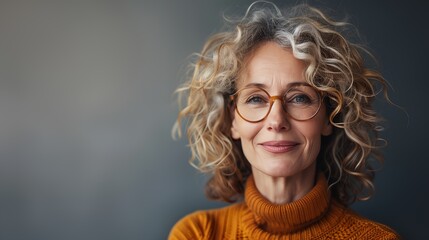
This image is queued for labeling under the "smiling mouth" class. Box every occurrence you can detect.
[259,141,300,153]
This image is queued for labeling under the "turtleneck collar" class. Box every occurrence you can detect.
[242,173,331,235]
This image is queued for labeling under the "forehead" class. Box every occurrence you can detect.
[237,41,307,90]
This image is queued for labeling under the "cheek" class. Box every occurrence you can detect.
[305,134,322,158]
[233,117,263,161]
[236,119,261,141]
[296,121,325,157]
[304,125,324,142]
[233,112,262,140]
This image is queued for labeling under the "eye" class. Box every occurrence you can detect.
[285,86,319,106]
[245,94,268,105]
[291,94,312,104]
[285,93,315,106]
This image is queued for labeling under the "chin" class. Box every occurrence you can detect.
[255,165,300,178]
[252,159,316,179]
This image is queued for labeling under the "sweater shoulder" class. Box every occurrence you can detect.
[168,203,243,240]
[339,208,400,239]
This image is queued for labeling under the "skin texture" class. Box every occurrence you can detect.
[231,41,332,204]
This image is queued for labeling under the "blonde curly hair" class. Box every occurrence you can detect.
[173,2,389,205]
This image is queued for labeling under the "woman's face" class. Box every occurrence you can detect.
[231,42,332,179]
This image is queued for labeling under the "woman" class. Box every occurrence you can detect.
[170,2,399,239]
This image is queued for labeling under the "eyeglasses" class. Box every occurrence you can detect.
[230,84,322,123]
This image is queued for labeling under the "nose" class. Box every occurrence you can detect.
[266,99,290,131]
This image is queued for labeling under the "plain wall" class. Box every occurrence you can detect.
[0,0,427,239]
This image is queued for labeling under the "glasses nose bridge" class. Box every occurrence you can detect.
[269,95,283,103]
[268,95,286,113]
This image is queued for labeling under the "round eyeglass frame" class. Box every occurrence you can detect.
[230,86,323,123]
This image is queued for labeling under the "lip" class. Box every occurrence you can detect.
[258,141,300,153]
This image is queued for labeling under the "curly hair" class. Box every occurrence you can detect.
[173,1,389,205]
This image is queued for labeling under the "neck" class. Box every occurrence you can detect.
[252,164,317,204]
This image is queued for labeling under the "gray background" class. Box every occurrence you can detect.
[0,0,427,239]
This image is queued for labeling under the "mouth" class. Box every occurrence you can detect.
[259,141,300,153]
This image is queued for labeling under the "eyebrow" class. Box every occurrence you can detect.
[242,81,311,89]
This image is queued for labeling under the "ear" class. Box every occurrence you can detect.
[321,119,333,136]
[230,113,241,140]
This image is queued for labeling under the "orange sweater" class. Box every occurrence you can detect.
[169,174,399,239]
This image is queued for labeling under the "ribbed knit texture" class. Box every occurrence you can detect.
[169,174,400,239]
